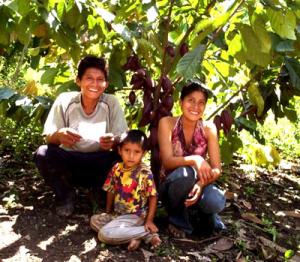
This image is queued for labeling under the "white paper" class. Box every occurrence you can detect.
[78,122,106,142]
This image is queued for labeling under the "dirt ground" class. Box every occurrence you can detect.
[0,155,299,262]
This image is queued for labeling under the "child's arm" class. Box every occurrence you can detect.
[144,195,158,233]
[105,191,115,214]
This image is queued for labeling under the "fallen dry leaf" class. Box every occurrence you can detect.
[240,200,252,210]
[225,191,238,201]
[282,210,300,219]
[211,237,234,251]
[258,236,286,253]
[141,248,154,262]
[187,252,211,261]
[241,213,263,225]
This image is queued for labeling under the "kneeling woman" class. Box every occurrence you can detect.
[158,82,226,238]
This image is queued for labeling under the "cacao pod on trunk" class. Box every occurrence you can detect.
[179,42,189,56]
[162,95,174,111]
[220,109,233,135]
[123,55,142,71]
[161,75,173,92]
[129,91,136,105]
[166,45,175,57]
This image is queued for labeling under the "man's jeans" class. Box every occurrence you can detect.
[159,166,226,234]
[34,144,120,204]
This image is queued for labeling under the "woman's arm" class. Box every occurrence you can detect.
[204,121,222,183]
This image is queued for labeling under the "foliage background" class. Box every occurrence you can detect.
[0,0,300,168]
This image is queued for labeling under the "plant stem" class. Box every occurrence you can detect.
[207,70,262,120]
[11,43,28,85]
[153,0,175,110]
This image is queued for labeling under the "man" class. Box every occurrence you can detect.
[35,55,128,217]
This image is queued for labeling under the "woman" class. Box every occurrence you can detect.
[158,82,226,238]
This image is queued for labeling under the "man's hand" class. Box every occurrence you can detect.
[144,220,159,233]
[99,133,115,150]
[54,128,82,147]
[184,183,202,207]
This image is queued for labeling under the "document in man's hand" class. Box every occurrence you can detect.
[78,122,106,142]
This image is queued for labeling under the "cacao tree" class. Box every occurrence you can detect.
[0,0,300,176]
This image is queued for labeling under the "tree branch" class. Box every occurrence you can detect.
[153,0,175,110]
[207,70,262,120]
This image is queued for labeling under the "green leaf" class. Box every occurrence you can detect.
[285,57,300,91]
[284,250,294,259]
[227,33,246,63]
[0,30,10,45]
[41,68,59,85]
[17,0,31,16]
[275,40,295,52]
[87,15,97,30]
[252,19,272,53]
[56,1,65,19]
[283,107,297,122]
[248,82,265,117]
[0,88,16,100]
[15,18,31,45]
[267,9,296,40]
[239,24,271,67]
[176,44,206,80]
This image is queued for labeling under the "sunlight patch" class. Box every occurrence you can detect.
[80,238,97,255]
[0,215,21,250]
[59,224,79,237]
[37,235,55,250]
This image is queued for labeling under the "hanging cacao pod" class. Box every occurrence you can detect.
[136,68,146,77]
[144,75,153,90]
[161,75,172,92]
[139,102,153,127]
[179,42,189,56]
[149,110,156,121]
[166,45,175,57]
[162,95,174,111]
[123,55,142,71]
[220,109,233,135]
[130,73,144,89]
[159,105,172,117]
[213,115,222,134]
[129,91,136,105]
[148,126,158,147]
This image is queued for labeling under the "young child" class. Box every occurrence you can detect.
[90,130,161,251]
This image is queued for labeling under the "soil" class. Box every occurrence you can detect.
[0,155,299,262]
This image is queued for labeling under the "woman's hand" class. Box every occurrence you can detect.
[188,155,211,185]
[184,182,202,207]
[55,128,82,147]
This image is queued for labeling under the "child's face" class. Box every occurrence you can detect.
[118,142,144,169]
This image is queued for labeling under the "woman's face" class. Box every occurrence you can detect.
[180,90,207,121]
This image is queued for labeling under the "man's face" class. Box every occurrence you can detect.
[76,68,108,101]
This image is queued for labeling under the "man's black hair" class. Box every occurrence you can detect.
[119,130,148,151]
[77,55,108,80]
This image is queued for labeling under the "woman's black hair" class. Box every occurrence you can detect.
[119,130,148,151]
[180,81,211,102]
[77,55,108,80]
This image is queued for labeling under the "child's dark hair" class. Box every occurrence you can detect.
[180,82,210,102]
[77,55,108,80]
[119,130,148,151]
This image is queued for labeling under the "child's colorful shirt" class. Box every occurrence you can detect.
[103,162,157,217]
